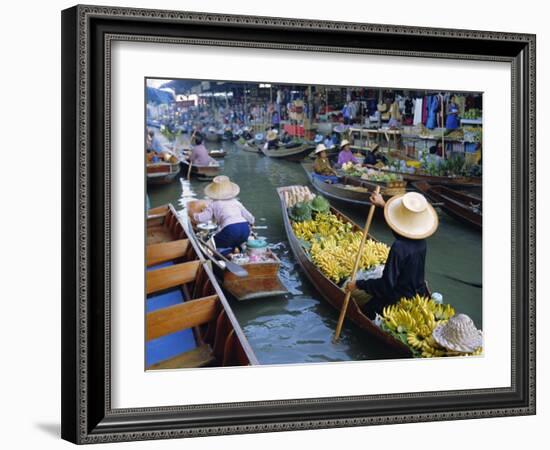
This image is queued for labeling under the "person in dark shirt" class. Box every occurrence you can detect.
[346,191,438,319]
[364,144,386,166]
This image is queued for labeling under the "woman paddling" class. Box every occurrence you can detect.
[346,191,438,319]
[191,176,255,255]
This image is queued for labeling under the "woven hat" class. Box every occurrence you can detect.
[204,176,240,200]
[266,130,278,141]
[289,201,312,222]
[340,139,351,149]
[310,195,330,213]
[315,143,328,154]
[432,314,483,353]
[384,192,438,239]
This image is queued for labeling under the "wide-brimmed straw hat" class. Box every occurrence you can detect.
[315,143,328,154]
[384,192,438,239]
[204,175,240,200]
[432,314,483,353]
[340,139,351,149]
[266,130,278,141]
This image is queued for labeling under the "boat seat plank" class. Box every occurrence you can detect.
[146,226,174,245]
[147,344,215,370]
[146,260,201,295]
[145,328,197,367]
[146,294,219,340]
[146,239,190,267]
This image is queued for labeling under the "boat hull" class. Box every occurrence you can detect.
[261,142,315,160]
[277,187,411,355]
[146,162,180,185]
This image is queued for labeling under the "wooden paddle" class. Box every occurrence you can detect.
[195,236,249,277]
[333,186,381,342]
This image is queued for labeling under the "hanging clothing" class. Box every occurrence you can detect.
[426,95,439,129]
[413,98,423,125]
[356,233,430,319]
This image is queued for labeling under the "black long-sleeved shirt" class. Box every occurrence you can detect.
[357,233,429,302]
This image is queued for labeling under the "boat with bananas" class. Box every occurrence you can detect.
[146,160,181,185]
[179,155,221,180]
[413,181,482,230]
[277,185,412,355]
[185,211,288,301]
[146,204,258,369]
[261,141,315,161]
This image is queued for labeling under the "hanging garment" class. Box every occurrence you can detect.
[413,98,423,125]
[426,95,439,129]
[422,96,428,124]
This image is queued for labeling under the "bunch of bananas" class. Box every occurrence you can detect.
[292,213,389,283]
[381,294,482,357]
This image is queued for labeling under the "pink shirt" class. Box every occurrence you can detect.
[193,199,255,230]
[190,144,215,166]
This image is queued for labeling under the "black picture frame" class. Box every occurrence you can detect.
[61,4,536,444]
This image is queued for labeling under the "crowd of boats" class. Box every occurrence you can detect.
[145,122,483,369]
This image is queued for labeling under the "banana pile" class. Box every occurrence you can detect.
[381,294,482,357]
[292,213,389,283]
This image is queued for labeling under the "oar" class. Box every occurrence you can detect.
[187,160,193,181]
[195,236,249,277]
[333,186,380,342]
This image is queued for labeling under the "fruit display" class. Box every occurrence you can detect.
[282,186,316,208]
[463,126,482,143]
[380,294,483,357]
[359,169,403,183]
[292,212,389,283]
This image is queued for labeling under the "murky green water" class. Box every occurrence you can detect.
[148,140,482,364]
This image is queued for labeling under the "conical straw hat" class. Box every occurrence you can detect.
[384,192,438,239]
[204,176,240,200]
[432,313,483,353]
[266,130,278,141]
[315,143,328,154]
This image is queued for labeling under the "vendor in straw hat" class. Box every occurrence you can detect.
[313,144,338,184]
[346,191,439,319]
[264,129,279,150]
[191,176,255,254]
[189,133,216,166]
[337,139,358,166]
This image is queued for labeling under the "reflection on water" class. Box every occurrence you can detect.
[148,140,482,364]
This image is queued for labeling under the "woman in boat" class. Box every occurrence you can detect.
[364,144,386,166]
[313,144,339,183]
[346,191,438,319]
[190,133,216,166]
[337,139,358,166]
[192,176,255,254]
[264,129,279,150]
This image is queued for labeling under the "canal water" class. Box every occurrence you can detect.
[147,139,482,365]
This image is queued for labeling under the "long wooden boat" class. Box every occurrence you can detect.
[205,129,222,142]
[186,222,288,301]
[370,165,482,188]
[413,181,482,230]
[179,156,221,179]
[146,204,258,369]
[261,142,315,161]
[235,139,261,153]
[277,187,411,355]
[146,161,180,185]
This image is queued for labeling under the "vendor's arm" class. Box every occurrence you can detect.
[193,201,214,223]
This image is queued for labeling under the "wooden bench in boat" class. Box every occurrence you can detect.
[145,204,258,370]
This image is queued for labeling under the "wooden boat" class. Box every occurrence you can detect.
[205,129,222,142]
[277,186,411,355]
[186,223,288,301]
[370,165,482,188]
[208,149,226,159]
[341,174,407,198]
[146,204,258,369]
[261,141,315,161]
[146,161,180,185]
[235,139,260,153]
[179,156,221,180]
[413,181,482,230]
